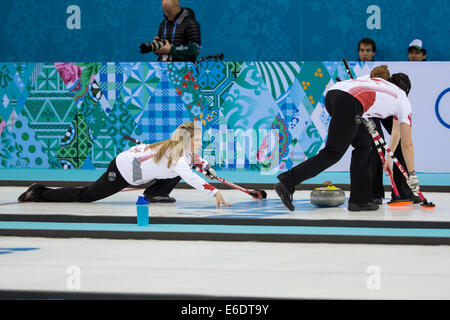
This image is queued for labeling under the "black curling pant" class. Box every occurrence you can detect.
[32,158,129,202]
[143,176,182,198]
[277,90,373,204]
[370,117,415,200]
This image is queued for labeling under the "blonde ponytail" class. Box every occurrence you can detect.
[144,122,202,168]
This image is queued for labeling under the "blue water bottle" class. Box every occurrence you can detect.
[136,196,149,226]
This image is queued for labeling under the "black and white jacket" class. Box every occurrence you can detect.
[156,7,201,62]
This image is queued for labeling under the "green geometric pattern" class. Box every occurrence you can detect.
[36,64,63,91]
[297,62,330,111]
[56,114,93,169]
[91,133,117,168]
[256,61,302,100]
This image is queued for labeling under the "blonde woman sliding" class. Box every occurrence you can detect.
[18,122,231,208]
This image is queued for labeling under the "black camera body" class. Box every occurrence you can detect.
[140,39,166,54]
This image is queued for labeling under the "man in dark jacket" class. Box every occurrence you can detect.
[152,0,201,62]
[140,0,202,203]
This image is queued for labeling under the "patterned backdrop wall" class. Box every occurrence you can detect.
[0,60,360,172]
[0,0,449,62]
[1,60,450,179]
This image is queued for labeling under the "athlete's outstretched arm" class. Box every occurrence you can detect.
[399,122,415,173]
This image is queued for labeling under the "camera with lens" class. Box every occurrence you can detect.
[140,39,166,54]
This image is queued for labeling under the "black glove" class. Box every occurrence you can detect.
[204,164,217,180]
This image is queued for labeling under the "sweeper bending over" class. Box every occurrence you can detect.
[18,122,231,208]
[275,73,420,212]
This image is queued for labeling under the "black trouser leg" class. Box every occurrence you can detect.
[349,122,373,204]
[278,90,368,203]
[370,118,386,199]
[33,158,129,202]
[278,112,351,192]
[143,176,182,198]
[379,117,415,199]
[391,145,415,199]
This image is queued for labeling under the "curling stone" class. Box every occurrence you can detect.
[310,181,346,207]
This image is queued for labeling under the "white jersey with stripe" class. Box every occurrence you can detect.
[115,144,217,196]
[330,78,412,126]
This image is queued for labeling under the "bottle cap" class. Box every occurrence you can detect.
[136,196,149,205]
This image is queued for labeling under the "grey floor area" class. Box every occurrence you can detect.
[1,237,450,299]
[1,186,450,299]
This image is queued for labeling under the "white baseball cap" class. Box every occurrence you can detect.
[409,39,424,50]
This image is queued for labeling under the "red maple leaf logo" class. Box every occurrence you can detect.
[203,183,216,191]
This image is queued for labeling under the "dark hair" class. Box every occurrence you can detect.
[408,46,427,55]
[358,38,376,52]
[389,73,411,96]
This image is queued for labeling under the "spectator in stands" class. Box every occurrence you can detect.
[408,39,427,61]
[139,0,201,62]
[358,38,376,61]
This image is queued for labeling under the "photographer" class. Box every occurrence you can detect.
[140,0,201,62]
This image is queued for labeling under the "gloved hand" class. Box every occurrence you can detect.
[407,173,420,193]
[363,118,377,135]
[204,164,217,180]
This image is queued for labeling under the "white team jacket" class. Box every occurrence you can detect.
[115,144,217,197]
[330,77,412,126]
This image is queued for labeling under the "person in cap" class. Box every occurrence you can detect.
[408,39,427,61]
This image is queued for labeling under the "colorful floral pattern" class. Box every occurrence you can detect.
[0,60,362,172]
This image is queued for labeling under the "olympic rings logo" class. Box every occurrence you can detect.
[435,88,450,129]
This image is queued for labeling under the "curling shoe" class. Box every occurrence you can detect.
[274,182,295,212]
[18,183,45,202]
[145,195,176,203]
[348,202,379,212]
